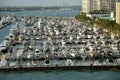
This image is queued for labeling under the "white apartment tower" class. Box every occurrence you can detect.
[82,0,116,13]
[116,2,120,25]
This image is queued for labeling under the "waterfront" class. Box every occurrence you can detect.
[0,9,120,80]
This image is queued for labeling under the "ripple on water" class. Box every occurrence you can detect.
[0,71,120,80]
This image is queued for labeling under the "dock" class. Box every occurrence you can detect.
[0,22,12,29]
[0,65,120,72]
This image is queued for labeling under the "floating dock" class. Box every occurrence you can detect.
[0,22,12,29]
[0,65,120,72]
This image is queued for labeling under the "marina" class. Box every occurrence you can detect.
[0,16,120,71]
[0,0,120,80]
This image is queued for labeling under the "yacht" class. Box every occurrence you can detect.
[44,59,50,66]
[0,42,7,52]
[34,49,41,57]
[66,59,74,66]
[0,58,7,67]
[38,18,46,27]
[27,50,34,59]
[16,48,24,59]
[69,48,76,57]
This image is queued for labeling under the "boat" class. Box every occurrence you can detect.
[34,49,41,57]
[66,59,74,66]
[69,48,76,57]
[0,58,7,67]
[32,60,39,66]
[27,50,34,59]
[0,42,8,52]
[9,34,15,40]
[38,18,46,27]
[16,48,24,59]
[9,23,19,34]
[44,59,50,66]
[9,62,16,67]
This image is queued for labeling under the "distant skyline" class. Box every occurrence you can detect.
[0,0,81,7]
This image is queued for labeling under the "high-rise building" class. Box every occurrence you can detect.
[116,2,120,24]
[82,0,90,13]
[82,0,116,13]
[110,0,116,11]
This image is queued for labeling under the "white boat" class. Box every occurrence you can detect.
[32,60,39,66]
[9,23,19,34]
[69,49,76,57]
[34,49,40,57]
[0,42,7,51]
[66,59,74,66]
[116,58,120,64]
[16,48,24,59]
[38,18,45,27]
[9,62,16,67]
[0,58,7,67]
[29,43,34,50]
[27,50,34,59]
[9,34,15,40]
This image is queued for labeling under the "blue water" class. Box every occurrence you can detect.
[0,9,79,17]
[0,71,120,80]
[0,23,13,42]
[0,9,120,80]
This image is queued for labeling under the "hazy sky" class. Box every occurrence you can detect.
[0,0,81,7]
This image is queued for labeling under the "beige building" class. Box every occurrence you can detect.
[82,0,90,13]
[116,2,120,24]
[82,0,116,13]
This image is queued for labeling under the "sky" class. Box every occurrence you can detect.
[0,0,81,7]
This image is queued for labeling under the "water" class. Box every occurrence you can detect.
[0,9,120,80]
[0,23,13,43]
[0,9,79,17]
[0,71,120,80]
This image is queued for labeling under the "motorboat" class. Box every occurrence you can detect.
[66,59,74,66]
[69,49,76,57]
[116,58,120,64]
[34,49,40,57]
[38,18,46,27]
[9,34,15,40]
[9,23,19,35]
[18,34,24,42]
[29,43,34,50]
[44,59,50,66]
[9,62,16,67]
[0,58,7,67]
[27,50,34,59]
[32,60,39,66]
[3,36,10,46]
[0,42,7,52]
[16,48,24,59]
